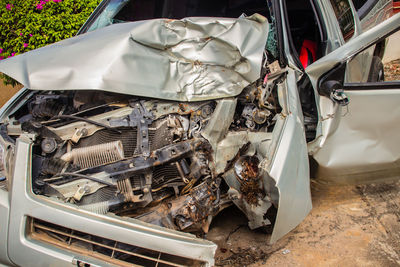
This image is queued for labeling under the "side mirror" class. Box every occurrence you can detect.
[318,63,349,106]
[320,80,341,95]
[318,63,346,96]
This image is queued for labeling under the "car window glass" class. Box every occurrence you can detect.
[345,29,400,84]
[351,0,395,31]
[285,0,325,67]
[352,0,368,10]
[329,0,355,42]
[87,0,270,32]
[87,0,130,32]
[84,0,281,63]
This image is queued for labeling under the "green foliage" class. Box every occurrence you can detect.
[0,0,101,85]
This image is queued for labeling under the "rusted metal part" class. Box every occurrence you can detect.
[224,142,251,172]
[235,156,265,206]
[117,178,141,203]
[129,101,153,157]
[239,179,265,206]
[175,161,189,184]
[135,181,220,233]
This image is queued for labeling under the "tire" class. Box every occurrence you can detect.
[368,56,385,82]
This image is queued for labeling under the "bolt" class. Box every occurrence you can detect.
[81,128,88,136]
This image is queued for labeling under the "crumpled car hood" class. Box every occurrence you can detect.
[0,14,269,102]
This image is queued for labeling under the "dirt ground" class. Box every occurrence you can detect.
[384,59,400,81]
[207,179,400,266]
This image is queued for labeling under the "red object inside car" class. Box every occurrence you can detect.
[299,39,317,68]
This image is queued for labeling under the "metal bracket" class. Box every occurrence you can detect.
[129,101,153,157]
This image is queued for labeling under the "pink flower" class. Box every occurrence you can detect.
[0,56,4,60]
[6,4,13,11]
[19,33,23,36]
[0,48,3,54]
[29,34,33,37]
[23,43,28,48]
[36,4,43,10]
[52,0,62,2]
[11,52,15,57]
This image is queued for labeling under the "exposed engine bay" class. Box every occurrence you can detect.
[2,63,285,235]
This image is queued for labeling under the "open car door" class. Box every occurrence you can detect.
[306,13,400,183]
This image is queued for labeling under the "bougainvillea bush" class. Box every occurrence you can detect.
[0,0,101,85]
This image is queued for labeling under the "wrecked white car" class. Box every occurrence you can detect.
[0,0,399,266]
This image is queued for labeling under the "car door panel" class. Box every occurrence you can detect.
[306,13,400,183]
[312,88,400,183]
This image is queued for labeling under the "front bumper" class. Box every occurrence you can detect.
[5,137,216,266]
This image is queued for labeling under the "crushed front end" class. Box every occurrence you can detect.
[0,11,311,266]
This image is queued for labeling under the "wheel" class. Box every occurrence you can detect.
[368,56,385,82]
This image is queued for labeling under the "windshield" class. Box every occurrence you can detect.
[85,0,270,32]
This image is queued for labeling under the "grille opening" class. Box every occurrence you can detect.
[27,217,205,267]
